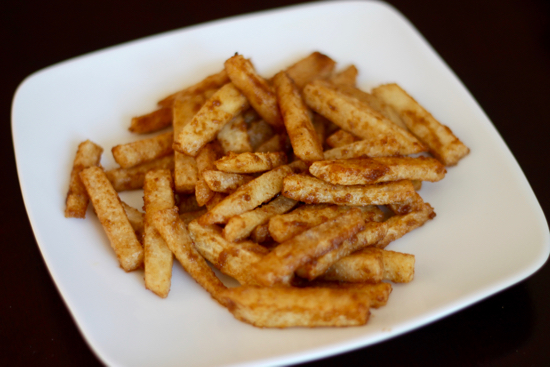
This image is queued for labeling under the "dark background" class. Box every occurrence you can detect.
[2,0,549,366]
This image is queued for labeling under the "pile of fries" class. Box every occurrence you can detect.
[65,52,469,328]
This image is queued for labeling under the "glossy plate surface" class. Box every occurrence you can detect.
[12,1,549,366]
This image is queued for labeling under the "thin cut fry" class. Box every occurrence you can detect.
[130,107,172,134]
[247,119,274,150]
[325,129,359,148]
[215,152,287,173]
[328,65,358,86]
[195,142,223,206]
[105,155,174,192]
[112,131,174,169]
[158,69,229,107]
[282,52,336,89]
[202,170,254,193]
[217,114,252,154]
[376,203,435,248]
[255,134,291,153]
[302,281,392,308]
[121,202,144,240]
[323,136,418,160]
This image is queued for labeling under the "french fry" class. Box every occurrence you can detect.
[199,164,294,225]
[188,220,268,285]
[65,140,103,218]
[252,209,366,286]
[179,209,208,226]
[202,170,254,193]
[217,114,252,154]
[152,207,228,306]
[143,169,175,298]
[323,135,423,160]
[302,281,392,308]
[121,201,144,240]
[205,192,227,210]
[225,55,283,129]
[158,69,229,107]
[376,203,435,248]
[214,152,287,173]
[223,195,298,242]
[325,129,359,148]
[388,191,426,215]
[309,156,446,185]
[129,107,172,134]
[372,83,470,166]
[79,166,143,271]
[178,194,203,213]
[303,80,426,153]
[282,51,336,89]
[282,174,416,206]
[112,131,174,169]
[268,204,385,243]
[222,285,370,327]
[250,223,270,243]
[296,221,388,280]
[247,119,274,150]
[328,65,358,86]
[105,155,174,191]
[195,142,223,206]
[273,71,324,162]
[255,134,291,154]
[173,83,249,156]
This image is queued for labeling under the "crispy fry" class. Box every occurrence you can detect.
[252,209,366,286]
[158,69,229,107]
[323,136,415,160]
[225,55,283,129]
[325,129,359,148]
[222,285,370,328]
[152,207,228,306]
[143,169,175,298]
[179,209,208,226]
[205,192,228,210]
[177,194,203,213]
[255,134,291,154]
[302,281,392,308]
[173,83,249,156]
[250,223,270,243]
[188,220,268,285]
[195,142,223,206]
[268,204,384,243]
[223,196,298,242]
[376,203,435,248]
[328,65,358,86]
[129,107,172,134]
[79,166,143,271]
[202,170,253,193]
[199,164,294,225]
[247,119,274,150]
[121,201,144,240]
[372,83,470,166]
[105,155,174,191]
[215,152,287,173]
[282,51,336,89]
[217,114,252,154]
[282,174,416,206]
[112,132,174,169]
[388,191,426,215]
[65,140,103,218]
[273,71,324,162]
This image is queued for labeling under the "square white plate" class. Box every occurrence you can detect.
[12,1,549,366]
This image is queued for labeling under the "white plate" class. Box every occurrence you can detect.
[12,1,549,366]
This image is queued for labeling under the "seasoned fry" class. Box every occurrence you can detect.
[217,114,252,154]
[309,156,446,185]
[188,220,268,285]
[129,107,172,134]
[105,155,174,192]
[112,132,173,169]
[202,170,253,193]
[250,223,270,243]
[152,207,228,306]
[205,192,227,210]
[223,195,298,242]
[255,134,291,153]
[143,169,175,298]
[173,83,249,156]
[282,51,336,89]
[388,191,426,215]
[178,194,203,213]
[225,55,283,129]
[282,174,416,206]
[199,164,294,225]
[273,71,324,162]
[215,151,287,173]
[269,204,384,243]
[372,83,470,166]
[325,129,359,148]
[252,209,366,286]
[158,69,229,107]
[79,166,143,271]
[376,203,435,248]
[65,140,103,218]
[328,65,358,86]
[302,281,392,308]
[195,142,223,206]
[222,285,370,328]
[323,136,420,160]
[247,119,274,150]
[303,80,426,153]
[121,202,144,240]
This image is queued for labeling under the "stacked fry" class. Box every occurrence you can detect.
[65,52,469,328]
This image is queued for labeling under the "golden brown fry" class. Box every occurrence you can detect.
[268,204,384,243]
[225,55,283,129]
[105,155,174,192]
[302,281,392,308]
[376,203,435,248]
[79,166,143,271]
[296,221,388,280]
[158,69,229,107]
[255,134,291,154]
[223,195,298,242]
[222,285,370,328]
[247,119,274,150]
[65,140,103,218]
[250,223,270,243]
[303,80,426,152]
[173,83,249,156]
[112,132,174,169]
[205,192,227,211]
[252,209,366,286]
[179,209,208,226]
[328,65,358,86]
[121,201,144,240]
[202,170,253,193]
[129,107,172,134]
[143,169,175,298]
[273,71,324,162]
[217,114,252,154]
[177,194,203,213]
[325,129,359,148]
[372,83,470,166]
[199,164,294,225]
[323,136,418,160]
[152,207,228,306]
[195,142,223,206]
[172,94,208,136]
[188,220,268,285]
[282,51,336,89]
[309,156,446,186]
[388,191,426,215]
[282,174,416,206]
[215,152,287,173]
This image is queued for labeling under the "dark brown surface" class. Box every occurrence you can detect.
[2,0,549,366]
